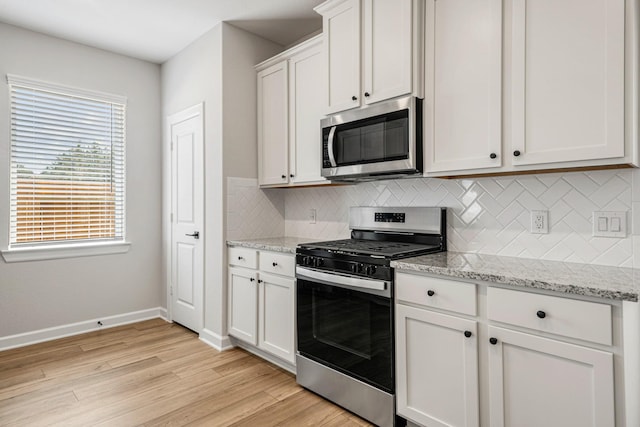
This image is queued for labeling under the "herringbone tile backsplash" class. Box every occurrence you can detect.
[228,169,640,267]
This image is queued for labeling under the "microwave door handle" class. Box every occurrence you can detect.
[327,126,337,167]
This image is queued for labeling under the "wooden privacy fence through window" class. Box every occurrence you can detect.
[14,178,116,243]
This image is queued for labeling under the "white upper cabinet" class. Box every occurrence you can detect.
[315,0,424,114]
[424,0,503,173]
[257,61,289,186]
[424,0,638,177]
[288,42,328,185]
[363,0,415,105]
[256,35,329,188]
[318,0,361,113]
[510,0,626,167]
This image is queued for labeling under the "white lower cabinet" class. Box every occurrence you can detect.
[228,266,258,344]
[258,272,295,363]
[227,248,296,365]
[395,272,619,427]
[488,326,614,427]
[396,304,479,427]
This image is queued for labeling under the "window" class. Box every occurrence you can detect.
[7,75,126,252]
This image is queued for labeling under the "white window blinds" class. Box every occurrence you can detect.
[8,75,126,246]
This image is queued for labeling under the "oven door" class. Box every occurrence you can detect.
[296,267,394,393]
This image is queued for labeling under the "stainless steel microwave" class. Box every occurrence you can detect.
[321,96,422,182]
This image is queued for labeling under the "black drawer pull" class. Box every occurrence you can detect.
[249,277,255,282]
[464,331,472,338]
[272,262,278,267]
[427,290,435,297]
[537,310,546,319]
[489,337,498,345]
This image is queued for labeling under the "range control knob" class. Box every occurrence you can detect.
[358,264,365,273]
[365,265,377,275]
[350,263,357,273]
[315,258,324,268]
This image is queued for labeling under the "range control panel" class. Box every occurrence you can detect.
[375,212,406,223]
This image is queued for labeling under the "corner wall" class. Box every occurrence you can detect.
[161,23,281,345]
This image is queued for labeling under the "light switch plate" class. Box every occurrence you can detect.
[592,211,626,238]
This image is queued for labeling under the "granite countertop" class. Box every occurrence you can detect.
[391,252,640,302]
[226,237,320,254]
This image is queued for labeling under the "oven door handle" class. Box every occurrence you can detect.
[296,266,388,292]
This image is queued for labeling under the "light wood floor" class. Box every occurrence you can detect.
[0,319,373,426]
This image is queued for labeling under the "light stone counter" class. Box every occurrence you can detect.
[226,237,319,254]
[391,251,640,302]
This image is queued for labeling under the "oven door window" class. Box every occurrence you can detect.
[297,278,393,393]
[331,109,409,166]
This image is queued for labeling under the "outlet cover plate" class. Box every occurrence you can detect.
[530,210,549,234]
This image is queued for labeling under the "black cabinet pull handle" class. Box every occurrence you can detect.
[272,262,278,267]
[513,150,521,157]
[238,256,244,260]
[290,174,294,178]
[352,95,357,101]
[537,310,546,319]
[258,279,263,283]
[250,277,255,282]
[364,92,370,97]
[185,231,200,239]
[489,337,498,345]
[490,153,497,159]
[427,290,435,297]
[281,174,286,179]
[464,331,472,338]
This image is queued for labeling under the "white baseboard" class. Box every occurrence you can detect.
[0,307,168,351]
[199,328,233,351]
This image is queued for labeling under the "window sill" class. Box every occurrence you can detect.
[1,241,131,263]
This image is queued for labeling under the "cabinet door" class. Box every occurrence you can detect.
[321,0,361,113]
[257,61,289,186]
[396,304,479,427]
[424,0,502,173]
[488,326,614,427]
[228,266,258,345]
[258,272,295,364]
[289,42,328,185]
[363,0,415,105]
[510,0,625,166]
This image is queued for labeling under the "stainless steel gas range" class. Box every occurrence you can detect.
[295,206,447,427]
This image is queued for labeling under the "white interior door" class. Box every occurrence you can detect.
[169,104,204,333]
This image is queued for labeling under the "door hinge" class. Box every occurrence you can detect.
[170,141,174,151]
[170,212,173,223]
[170,285,173,296]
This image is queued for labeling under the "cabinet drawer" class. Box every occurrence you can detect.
[259,251,295,277]
[396,272,477,316]
[228,247,258,269]
[487,287,612,346]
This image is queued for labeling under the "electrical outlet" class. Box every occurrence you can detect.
[309,208,316,224]
[530,210,548,234]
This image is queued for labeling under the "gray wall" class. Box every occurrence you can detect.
[0,23,163,337]
[161,22,281,343]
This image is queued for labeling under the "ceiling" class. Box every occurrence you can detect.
[0,0,325,64]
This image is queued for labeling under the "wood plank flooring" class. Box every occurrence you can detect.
[0,319,373,426]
